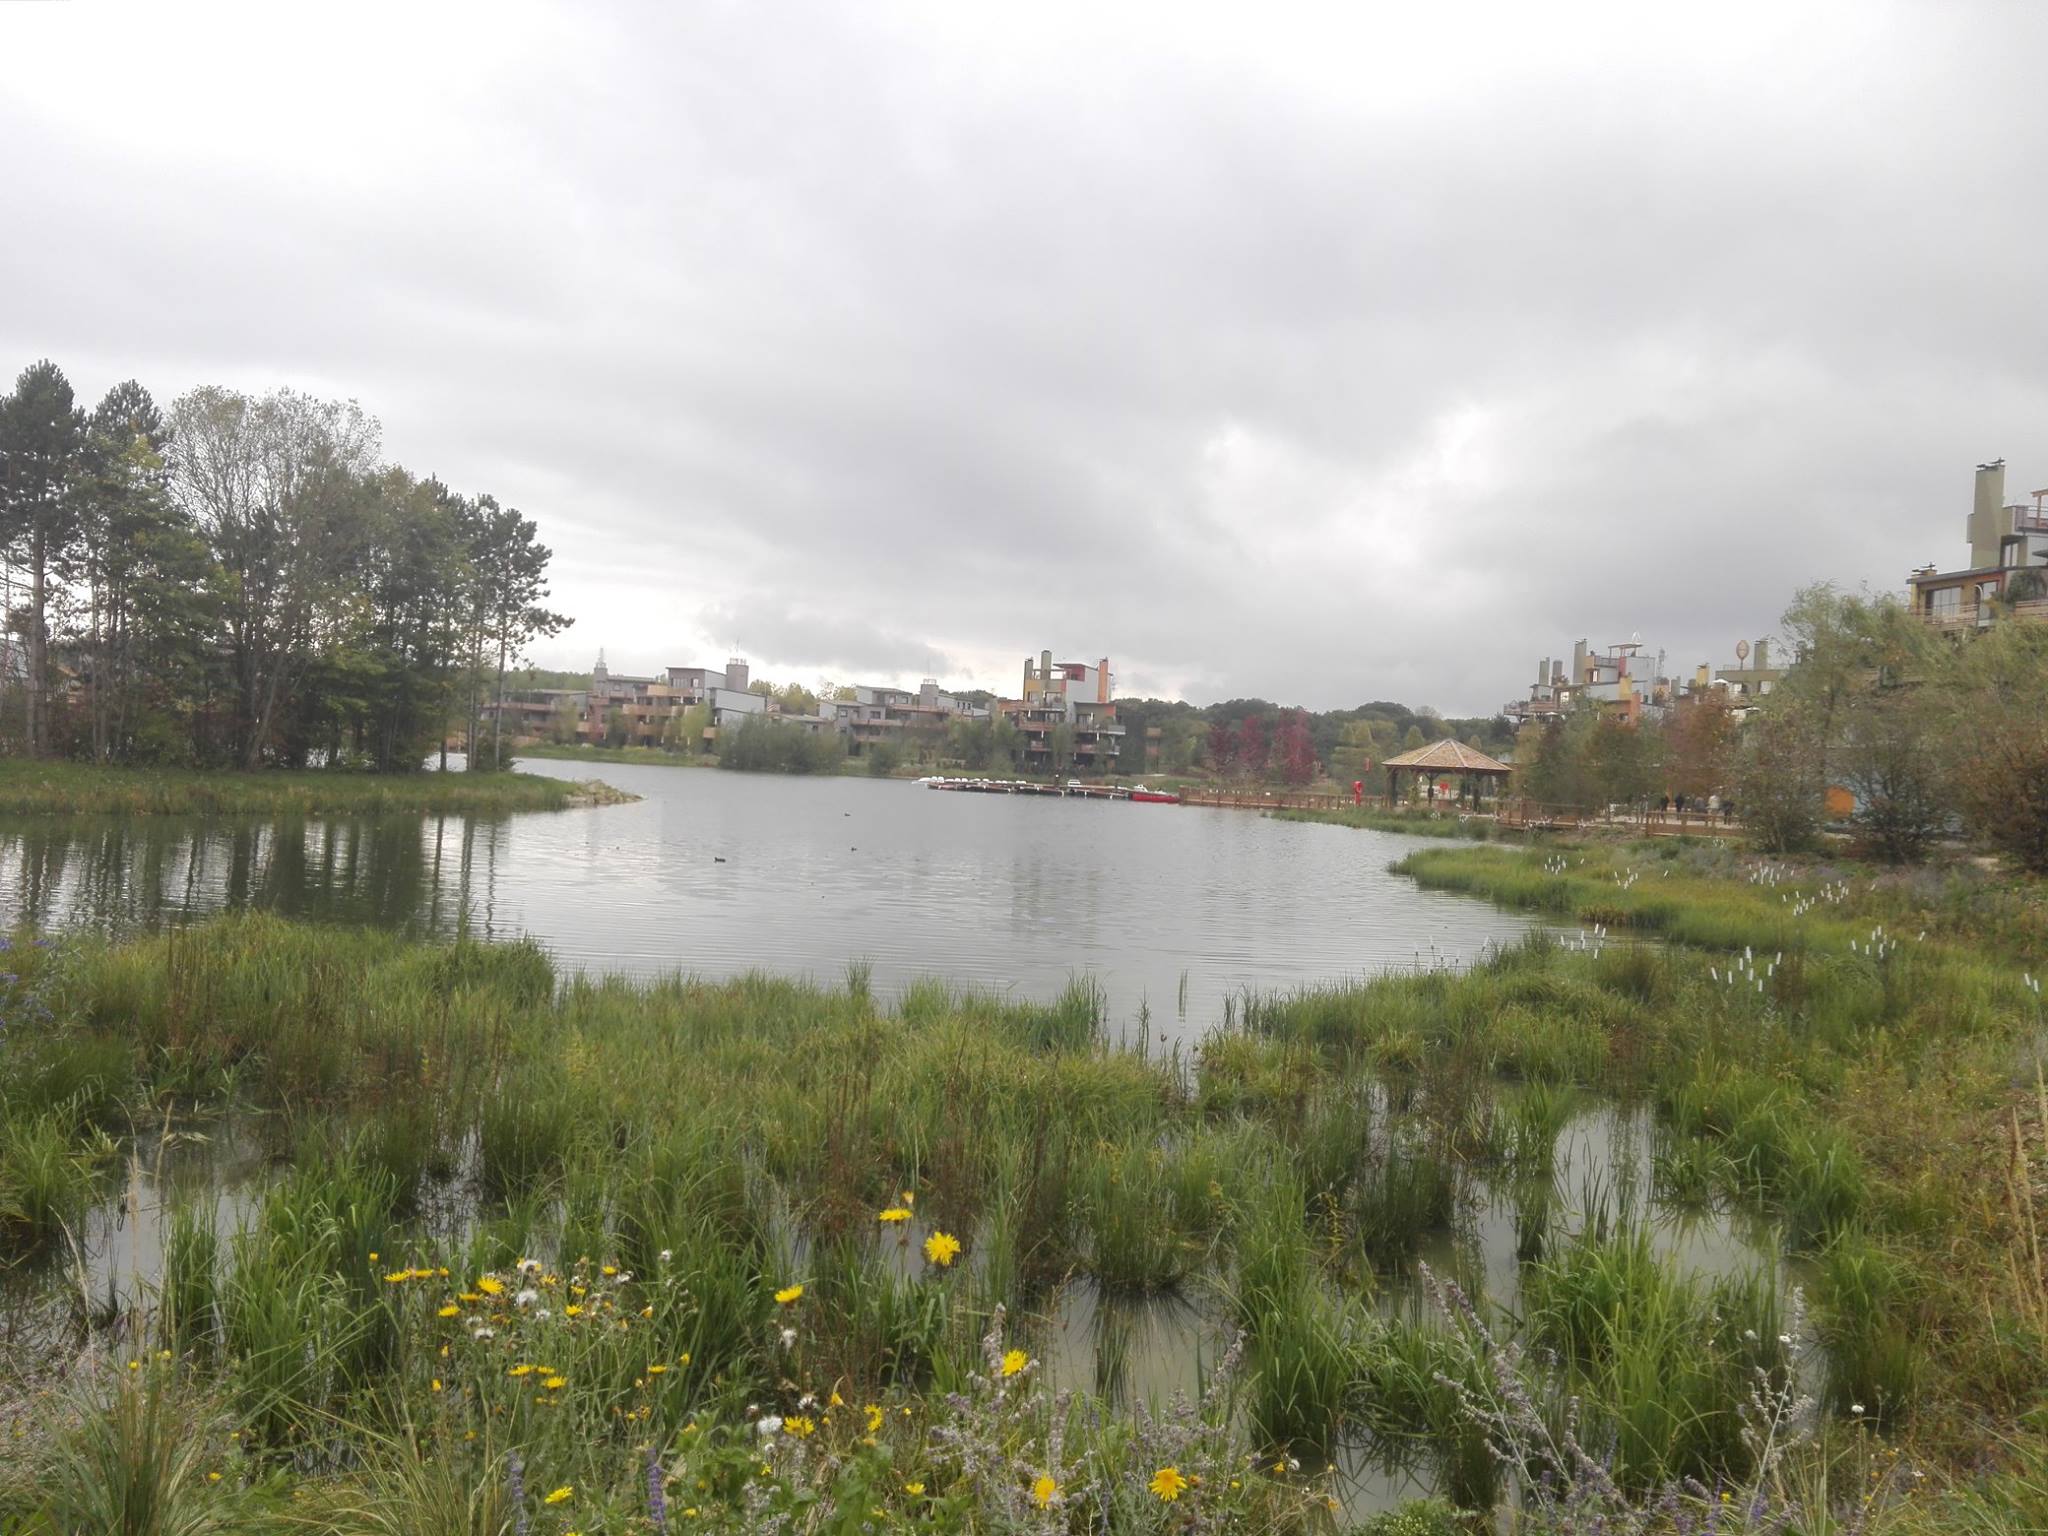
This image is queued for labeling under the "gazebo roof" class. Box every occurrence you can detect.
[1380,739,1513,775]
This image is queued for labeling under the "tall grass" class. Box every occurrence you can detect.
[1521,1228,1786,1487]
[3,860,2042,1525]
[0,758,628,817]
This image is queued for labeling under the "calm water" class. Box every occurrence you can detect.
[0,759,1540,1036]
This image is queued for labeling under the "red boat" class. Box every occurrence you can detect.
[1127,788,1181,804]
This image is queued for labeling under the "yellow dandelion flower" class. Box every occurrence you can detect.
[1033,1474,1058,1507]
[564,1304,583,1318]
[431,1378,443,1393]
[601,1265,617,1276]
[476,1277,505,1297]
[774,1284,804,1305]
[647,1363,668,1375]
[1150,1466,1189,1502]
[544,1485,573,1505]
[543,1376,567,1391]
[508,1364,535,1378]
[383,1271,410,1284]
[208,1471,223,1483]
[437,1304,459,1318]
[904,1482,926,1496]
[785,1415,816,1438]
[923,1231,961,1267]
[899,1190,915,1206]
[1000,1348,1028,1378]
[368,1251,379,1262]
[865,1403,884,1433]
[878,1207,911,1223]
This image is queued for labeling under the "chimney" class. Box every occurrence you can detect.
[1537,656,1549,688]
[1098,656,1111,702]
[1970,460,2009,568]
[1572,639,1588,683]
[1753,638,1769,671]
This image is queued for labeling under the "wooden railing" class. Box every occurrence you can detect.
[1180,788,1393,812]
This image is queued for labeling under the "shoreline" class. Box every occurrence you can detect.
[0,760,635,817]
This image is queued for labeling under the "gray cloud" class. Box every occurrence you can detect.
[5,1,2046,713]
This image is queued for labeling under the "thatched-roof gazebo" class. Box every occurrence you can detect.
[1380,739,1512,809]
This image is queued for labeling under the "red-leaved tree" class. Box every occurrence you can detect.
[1206,719,1236,777]
[1274,709,1318,785]
[1233,714,1270,779]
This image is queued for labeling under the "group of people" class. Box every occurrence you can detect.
[1657,791,1736,823]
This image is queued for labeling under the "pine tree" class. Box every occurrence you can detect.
[0,361,86,756]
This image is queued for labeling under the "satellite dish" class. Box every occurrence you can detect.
[1736,639,1750,662]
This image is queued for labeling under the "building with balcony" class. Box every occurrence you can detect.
[1906,460,2048,632]
[999,651,1124,773]
[1506,641,1664,725]
[815,679,989,756]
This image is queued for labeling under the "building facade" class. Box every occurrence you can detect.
[1907,460,2048,632]
[999,651,1124,774]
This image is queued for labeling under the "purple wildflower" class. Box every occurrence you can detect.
[506,1450,528,1536]
[647,1442,668,1533]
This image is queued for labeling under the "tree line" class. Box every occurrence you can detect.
[0,359,567,772]
[1512,583,2048,871]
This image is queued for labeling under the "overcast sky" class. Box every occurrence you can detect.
[5,1,2045,714]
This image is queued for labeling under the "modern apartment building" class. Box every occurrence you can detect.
[815,680,988,756]
[1906,460,2048,631]
[1506,641,1659,724]
[1000,651,1124,773]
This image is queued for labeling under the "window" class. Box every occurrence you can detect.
[1928,586,1961,617]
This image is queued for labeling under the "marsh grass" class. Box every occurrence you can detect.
[19,1366,253,1536]
[1521,1228,1788,1486]
[3,840,2042,1527]
[0,759,624,817]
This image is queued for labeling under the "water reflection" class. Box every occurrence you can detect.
[0,763,1545,1038]
[0,814,524,939]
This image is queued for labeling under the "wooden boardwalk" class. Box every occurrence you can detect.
[1178,788,1361,812]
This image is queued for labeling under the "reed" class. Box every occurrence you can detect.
[0,758,628,817]
[1521,1227,1787,1486]
[3,844,2043,1527]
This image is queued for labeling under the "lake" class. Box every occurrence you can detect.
[0,758,1541,1038]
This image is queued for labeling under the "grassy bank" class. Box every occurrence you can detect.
[1376,841,2048,1452]
[0,760,633,817]
[3,845,2045,1529]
